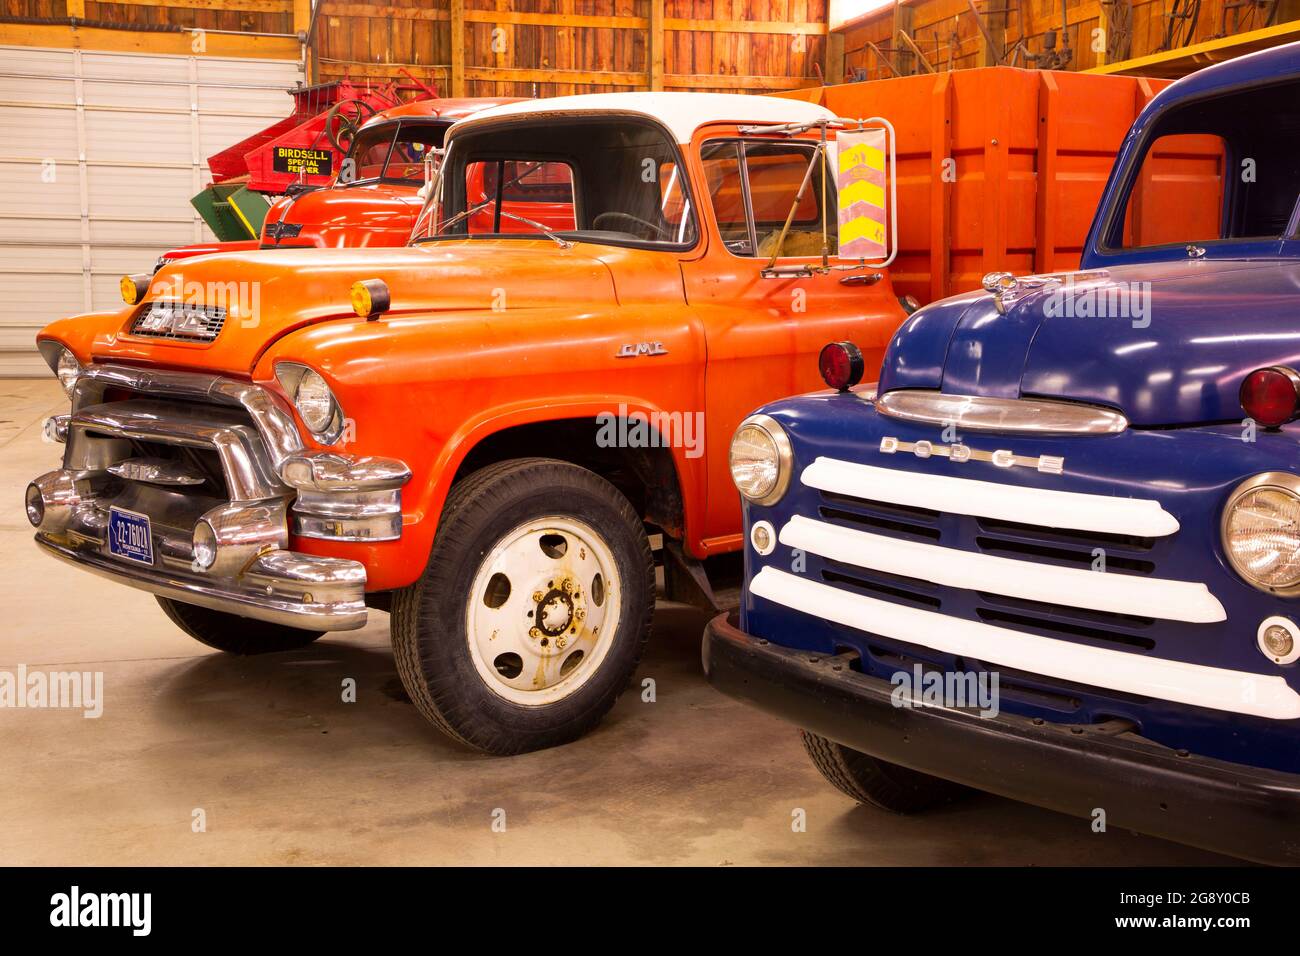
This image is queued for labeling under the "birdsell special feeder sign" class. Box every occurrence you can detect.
[273,146,333,177]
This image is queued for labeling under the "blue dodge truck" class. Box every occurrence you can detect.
[705,42,1300,864]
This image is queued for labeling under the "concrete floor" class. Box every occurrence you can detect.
[0,378,1233,865]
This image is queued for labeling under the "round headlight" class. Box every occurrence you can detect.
[24,483,44,528]
[192,520,217,571]
[1223,475,1300,590]
[55,348,80,397]
[729,414,793,506]
[294,368,337,434]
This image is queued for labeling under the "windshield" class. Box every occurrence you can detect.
[341,120,447,185]
[1104,76,1300,250]
[411,116,698,248]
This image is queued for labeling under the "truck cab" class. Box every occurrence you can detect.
[703,42,1300,865]
[27,92,907,756]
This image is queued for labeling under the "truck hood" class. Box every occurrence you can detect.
[82,242,617,375]
[264,182,421,245]
[879,258,1300,427]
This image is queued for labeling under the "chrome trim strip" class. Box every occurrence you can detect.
[801,457,1179,537]
[69,399,285,502]
[73,364,304,468]
[779,515,1225,623]
[875,390,1128,435]
[35,534,367,631]
[751,567,1300,720]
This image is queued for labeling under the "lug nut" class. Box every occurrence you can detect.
[532,591,545,603]
[561,579,574,594]
[529,627,540,639]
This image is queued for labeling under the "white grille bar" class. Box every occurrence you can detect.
[779,515,1225,623]
[801,457,1179,538]
[750,568,1300,720]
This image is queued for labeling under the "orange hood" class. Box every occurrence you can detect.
[45,242,617,376]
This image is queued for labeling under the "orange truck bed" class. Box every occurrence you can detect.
[777,67,1174,304]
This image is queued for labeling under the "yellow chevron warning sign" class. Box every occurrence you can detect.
[837,128,888,261]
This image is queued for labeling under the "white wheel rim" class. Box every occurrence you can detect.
[465,516,622,706]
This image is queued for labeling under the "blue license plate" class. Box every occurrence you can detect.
[108,507,154,565]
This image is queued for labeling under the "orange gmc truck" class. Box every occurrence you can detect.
[26,93,908,754]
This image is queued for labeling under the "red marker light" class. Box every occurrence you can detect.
[819,341,865,392]
[1240,366,1300,428]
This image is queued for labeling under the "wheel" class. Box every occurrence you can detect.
[801,731,970,813]
[156,596,324,655]
[392,458,654,755]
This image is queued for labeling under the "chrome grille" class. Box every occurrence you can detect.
[130,301,227,342]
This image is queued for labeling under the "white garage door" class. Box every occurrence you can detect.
[0,46,301,376]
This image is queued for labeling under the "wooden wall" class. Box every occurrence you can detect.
[311,0,831,96]
[837,0,1300,81]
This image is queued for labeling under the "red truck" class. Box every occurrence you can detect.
[154,96,523,272]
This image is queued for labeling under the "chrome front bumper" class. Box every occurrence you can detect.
[35,533,368,631]
[27,364,411,632]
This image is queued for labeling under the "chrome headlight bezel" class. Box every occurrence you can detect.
[275,361,346,445]
[37,341,81,398]
[729,413,793,507]
[1221,472,1300,595]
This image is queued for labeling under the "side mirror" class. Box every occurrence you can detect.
[834,118,896,268]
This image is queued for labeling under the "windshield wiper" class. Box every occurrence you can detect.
[494,209,572,249]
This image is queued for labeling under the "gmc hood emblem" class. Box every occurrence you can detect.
[879,436,1064,475]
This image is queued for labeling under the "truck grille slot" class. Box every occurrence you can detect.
[976,516,1156,552]
[974,535,1157,575]
[821,566,942,610]
[974,606,1157,651]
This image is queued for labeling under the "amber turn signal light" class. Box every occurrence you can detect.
[819,341,865,392]
[120,274,150,305]
[351,279,391,319]
[1240,366,1300,428]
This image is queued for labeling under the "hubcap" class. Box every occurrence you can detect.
[465,516,621,706]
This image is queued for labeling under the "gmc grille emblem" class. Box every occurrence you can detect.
[616,341,668,358]
[879,436,1064,475]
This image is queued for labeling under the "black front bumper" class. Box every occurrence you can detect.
[704,612,1300,865]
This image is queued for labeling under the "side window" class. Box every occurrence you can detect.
[701,139,837,258]
[699,143,751,253]
[1122,134,1226,248]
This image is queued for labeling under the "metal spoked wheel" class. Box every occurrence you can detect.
[466,516,621,706]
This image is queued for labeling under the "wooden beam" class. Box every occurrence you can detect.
[65,0,86,17]
[466,10,646,29]
[663,18,828,35]
[1086,17,1300,77]
[463,66,646,85]
[449,0,465,96]
[82,0,291,9]
[665,73,818,90]
[824,30,845,85]
[649,0,664,91]
[294,0,312,83]
[893,3,914,75]
[317,59,450,77]
[324,3,447,18]
[0,23,300,58]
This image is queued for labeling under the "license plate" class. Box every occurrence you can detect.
[108,507,154,565]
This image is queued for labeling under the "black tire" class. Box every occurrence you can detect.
[156,596,324,655]
[801,731,970,813]
[392,458,654,755]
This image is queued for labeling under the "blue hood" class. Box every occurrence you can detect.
[878,258,1300,427]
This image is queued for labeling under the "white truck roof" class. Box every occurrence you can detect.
[455,91,837,143]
